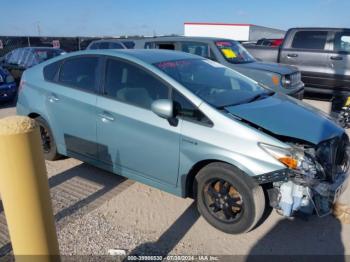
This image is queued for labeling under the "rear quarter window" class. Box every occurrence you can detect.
[43,61,61,81]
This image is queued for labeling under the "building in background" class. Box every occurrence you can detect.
[184,22,285,42]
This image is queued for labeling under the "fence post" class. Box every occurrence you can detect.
[0,116,59,259]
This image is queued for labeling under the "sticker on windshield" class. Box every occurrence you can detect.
[221,48,237,59]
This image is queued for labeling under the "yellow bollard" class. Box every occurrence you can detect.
[0,116,59,259]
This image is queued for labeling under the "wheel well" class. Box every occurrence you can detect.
[28,113,40,119]
[185,159,224,198]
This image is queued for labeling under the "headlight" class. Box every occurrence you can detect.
[259,143,318,176]
[281,75,291,88]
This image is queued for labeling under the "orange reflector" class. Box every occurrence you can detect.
[278,157,298,169]
[272,75,279,86]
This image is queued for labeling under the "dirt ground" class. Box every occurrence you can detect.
[0,98,349,257]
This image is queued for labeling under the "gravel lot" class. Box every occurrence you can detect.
[0,98,349,258]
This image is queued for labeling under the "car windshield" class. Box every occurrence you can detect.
[154,59,273,108]
[34,49,63,63]
[215,40,255,64]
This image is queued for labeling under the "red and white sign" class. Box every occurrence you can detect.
[0,40,3,49]
[52,40,60,48]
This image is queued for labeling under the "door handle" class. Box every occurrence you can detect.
[287,53,298,58]
[98,112,115,122]
[330,56,343,61]
[48,95,59,103]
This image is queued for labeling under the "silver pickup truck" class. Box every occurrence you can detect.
[245,28,350,96]
[133,37,304,99]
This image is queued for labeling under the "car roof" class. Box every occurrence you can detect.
[90,39,128,43]
[288,27,350,31]
[15,47,63,51]
[66,49,202,64]
[131,36,237,43]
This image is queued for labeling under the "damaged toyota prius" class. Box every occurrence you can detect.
[17,50,349,234]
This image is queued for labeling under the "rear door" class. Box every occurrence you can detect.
[279,30,331,89]
[45,55,101,160]
[327,30,350,90]
[96,57,181,185]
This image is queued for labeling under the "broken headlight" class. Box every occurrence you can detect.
[259,143,321,178]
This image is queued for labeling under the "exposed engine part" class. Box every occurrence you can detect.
[274,181,313,217]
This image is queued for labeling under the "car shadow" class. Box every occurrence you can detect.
[0,162,134,256]
[246,215,344,261]
[125,202,199,258]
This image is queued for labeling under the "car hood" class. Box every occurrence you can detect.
[237,61,297,75]
[225,94,344,145]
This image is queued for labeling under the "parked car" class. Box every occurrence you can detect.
[244,28,350,96]
[1,47,65,83]
[255,38,284,47]
[86,39,135,50]
[0,66,16,102]
[17,49,349,234]
[134,36,304,99]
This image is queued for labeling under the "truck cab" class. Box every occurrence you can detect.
[134,37,304,99]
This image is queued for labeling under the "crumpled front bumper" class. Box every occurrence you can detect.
[311,169,350,217]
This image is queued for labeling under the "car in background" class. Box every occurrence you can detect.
[86,39,135,50]
[0,66,16,102]
[244,28,350,96]
[134,37,304,99]
[17,49,349,234]
[1,47,65,83]
[255,38,284,47]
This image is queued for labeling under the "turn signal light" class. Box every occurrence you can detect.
[278,157,298,169]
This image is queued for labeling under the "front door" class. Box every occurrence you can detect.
[96,57,181,185]
[328,31,350,90]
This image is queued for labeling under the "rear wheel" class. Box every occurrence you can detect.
[195,162,265,234]
[35,117,61,161]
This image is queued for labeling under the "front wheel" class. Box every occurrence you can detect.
[195,162,265,234]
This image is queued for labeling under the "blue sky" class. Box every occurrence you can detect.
[0,0,349,37]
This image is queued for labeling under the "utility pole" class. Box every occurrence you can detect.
[37,21,41,36]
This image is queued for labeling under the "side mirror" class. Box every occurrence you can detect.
[151,99,173,119]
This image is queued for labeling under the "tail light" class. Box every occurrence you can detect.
[18,78,26,93]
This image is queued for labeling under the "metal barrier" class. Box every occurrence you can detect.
[0,116,59,258]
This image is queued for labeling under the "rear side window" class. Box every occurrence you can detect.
[89,42,100,49]
[109,42,124,49]
[181,42,210,58]
[122,41,135,49]
[157,43,175,50]
[58,57,99,92]
[291,31,328,50]
[104,58,169,109]
[99,42,109,49]
[43,61,61,81]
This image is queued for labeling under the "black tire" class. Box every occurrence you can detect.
[195,162,265,234]
[35,116,61,161]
